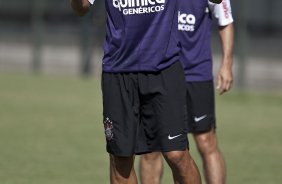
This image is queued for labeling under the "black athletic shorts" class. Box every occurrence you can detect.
[102,62,188,157]
[186,80,216,133]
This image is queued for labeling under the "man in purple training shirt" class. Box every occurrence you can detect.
[70,0,202,183]
[140,0,234,184]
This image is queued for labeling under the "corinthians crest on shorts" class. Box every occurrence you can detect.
[103,117,114,141]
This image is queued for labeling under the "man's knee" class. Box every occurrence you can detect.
[194,130,218,155]
[140,152,163,172]
[163,150,191,167]
[142,152,162,162]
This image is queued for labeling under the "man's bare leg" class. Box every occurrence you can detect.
[140,152,163,184]
[163,149,201,184]
[110,154,138,184]
[193,128,226,184]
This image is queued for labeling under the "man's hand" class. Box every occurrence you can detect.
[216,60,233,95]
[70,0,91,16]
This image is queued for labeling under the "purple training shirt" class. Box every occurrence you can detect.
[100,0,179,72]
[178,0,213,81]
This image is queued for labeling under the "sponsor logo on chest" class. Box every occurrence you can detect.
[178,11,196,32]
[113,0,165,15]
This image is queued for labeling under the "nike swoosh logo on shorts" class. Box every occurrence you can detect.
[194,115,207,122]
[168,134,182,140]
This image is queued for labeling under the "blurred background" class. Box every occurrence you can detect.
[0,0,281,184]
[0,0,282,90]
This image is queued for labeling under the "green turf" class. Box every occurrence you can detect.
[0,74,281,184]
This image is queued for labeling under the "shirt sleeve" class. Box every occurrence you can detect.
[209,0,234,26]
[88,0,95,5]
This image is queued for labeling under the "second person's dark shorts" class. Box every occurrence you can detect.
[186,80,216,133]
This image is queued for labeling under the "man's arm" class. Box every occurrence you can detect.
[70,0,91,16]
[217,23,234,94]
[211,0,234,94]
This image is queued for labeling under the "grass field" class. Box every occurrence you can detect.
[0,73,281,184]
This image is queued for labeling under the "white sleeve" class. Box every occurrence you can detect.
[210,0,234,26]
[88,0,95,4]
